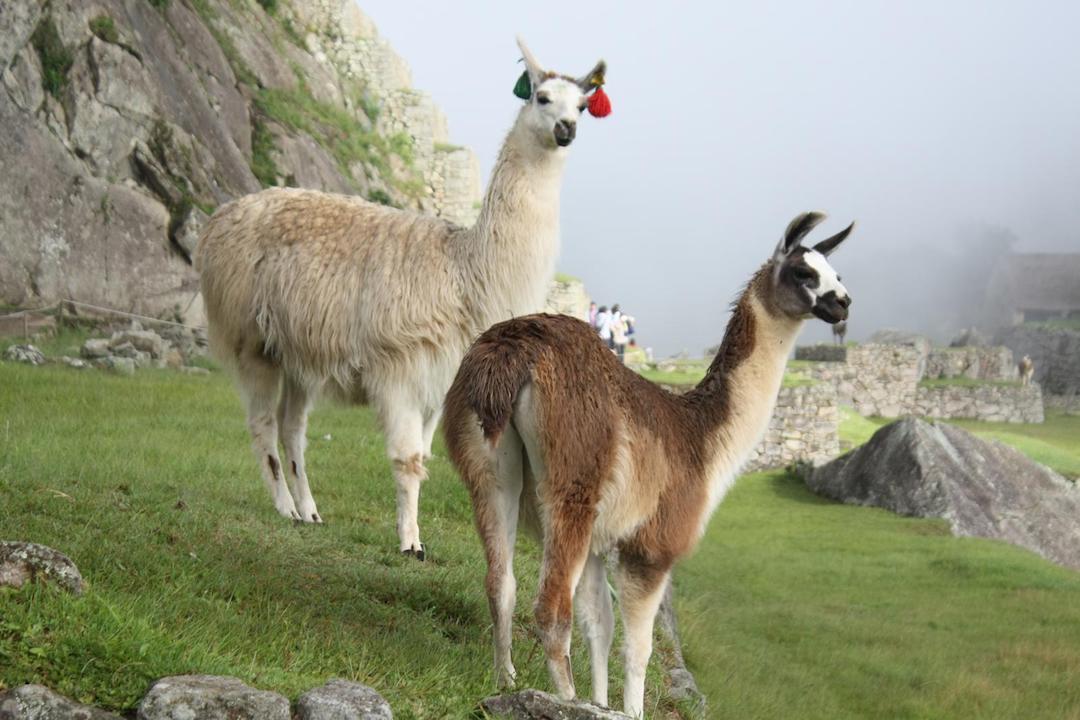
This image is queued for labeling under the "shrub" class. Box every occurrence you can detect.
[256,0,278,13]
[89,15,119,44]
[30,17,74,99]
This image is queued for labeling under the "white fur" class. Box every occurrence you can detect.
[803,249,849,301]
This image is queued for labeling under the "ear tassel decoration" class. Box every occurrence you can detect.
[513,71,532,100]
[587,86,612,118]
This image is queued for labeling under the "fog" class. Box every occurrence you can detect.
[363,1,1080,355]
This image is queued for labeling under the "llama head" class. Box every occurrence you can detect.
[515,36,606,149]
[768,212,854,324]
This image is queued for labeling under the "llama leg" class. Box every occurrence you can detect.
[381,403,427,556]
[238,355,298,521]
[535,509,593,701]
[615,561,671,718]
[477,424,524,689]
[421,408,441,462]
[279,375,321,523]
[575,552,614,706]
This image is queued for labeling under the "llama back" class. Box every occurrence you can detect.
[196,188,467,384]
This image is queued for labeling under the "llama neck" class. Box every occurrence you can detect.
[685,279,804,470]
[456,114,568,322]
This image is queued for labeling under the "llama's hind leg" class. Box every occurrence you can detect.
[575,552,614,706]
[380,401,427,556]
[278,375,321,523]
[238,354,298,521]
[614,559,671,718]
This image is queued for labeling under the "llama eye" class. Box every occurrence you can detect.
[578,103,587,113]
[792,268,815,283]
[537,95,551,105]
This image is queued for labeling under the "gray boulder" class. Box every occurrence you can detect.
[0,541,86,595]
[296,680,393,720]
[0,684,122,720]
[804,418,1080,570]
[109,330,164,358]
[95,356,134,376]
[479,690,631,719]
[80,339,111,359]
[3,344,44,365]
[137,675,290,720]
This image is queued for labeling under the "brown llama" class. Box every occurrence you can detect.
[443,212,855,716]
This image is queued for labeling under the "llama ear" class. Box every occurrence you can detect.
[812,221,856,257]
[516,35,545,86]
[577,60,607,92]
[774,211,827,259]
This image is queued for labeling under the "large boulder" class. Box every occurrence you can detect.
[137,676,290,720]
[0,684,123,719]
[804,418,1080,570]
[479,690,631,719]
[0,541,86,595]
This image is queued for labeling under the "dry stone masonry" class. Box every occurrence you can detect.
[796,338,1043,423]
[745,383,839,472]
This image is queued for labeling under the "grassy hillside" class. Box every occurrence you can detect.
[0,364,675,718]
[3,362,1080,718]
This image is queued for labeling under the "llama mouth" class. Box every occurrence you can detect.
[554,135,573,147]
[812,303,848,324]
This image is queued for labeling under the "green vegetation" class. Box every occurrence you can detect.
[0,364,676,718]
[434,142,465,153]
[256,0,278,13]
[553,271,579,284]
[254,86,422,198]
[30,16,74,100]
[1025,317,1080,331]
[89,15,119,45]
[677,469,1080,720]
[919,376,1020,389]
[639,358,815,389]
[249,113,282,187]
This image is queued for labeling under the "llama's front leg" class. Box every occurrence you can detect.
[615,561,671,718]
[575,552,614,706]
[279,376,321,523]
[421,407,441,462]
[382,405,426,557]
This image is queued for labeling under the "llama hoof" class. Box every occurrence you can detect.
[401,544,426,561]
[288,509,302,522]
[308,512,323,523]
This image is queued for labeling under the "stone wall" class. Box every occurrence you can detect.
[794,344,848,362]
[912,384,1044,423]
[745,383,840,472]
[995,324,1080,399]
[544,278,591,321]
[801,340,1044,423]
[924,346,1017,381]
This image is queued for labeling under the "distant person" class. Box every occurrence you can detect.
[1019,355,1034,386]
[832,320,847,345]
[595,305,614,350]
[588,302,598,328]
[611,304,632,362]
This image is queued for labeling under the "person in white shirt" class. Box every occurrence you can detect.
[595,305,614,349]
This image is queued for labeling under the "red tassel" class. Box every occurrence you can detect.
[588,87,611,118]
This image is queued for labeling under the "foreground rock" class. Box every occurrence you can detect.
[480,690,631,719]
[3,344,44,365]
[137,676,290,720]
[296,680,393,720]
[804,418,1080,570]
[0,684,122,720]
[656,584,707,714]
[0,542,86,595]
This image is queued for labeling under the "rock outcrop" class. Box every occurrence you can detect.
[0,684,123,720]
[0,0,482,324]
[295,680,393,720]
[804,418,1080,570]
[0,541,86,595]
[480,690,631,719]
[137,675,290,720]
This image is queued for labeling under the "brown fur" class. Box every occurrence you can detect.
[443,213,854,711]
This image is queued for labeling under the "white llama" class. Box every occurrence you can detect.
[195,38,609,558]
[444,212,854,716]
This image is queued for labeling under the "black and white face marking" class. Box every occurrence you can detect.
[771,212,855,324]
[516,37,604,149]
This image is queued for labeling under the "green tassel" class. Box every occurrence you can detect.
[513,71,532,100]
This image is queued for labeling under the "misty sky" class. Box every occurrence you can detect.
[362,1,1080,355]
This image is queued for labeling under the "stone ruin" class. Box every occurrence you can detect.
[796,334,1043,424]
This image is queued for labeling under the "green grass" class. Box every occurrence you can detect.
[919,377,1021,389]
[89,15,119,45]
[0,364,675,718]
[838,408,1080,481]
[677,469,1080,720]
[553,272,579,284]
[1025,317,1080,332]
[30,16,74,99]
[639,359,814,389]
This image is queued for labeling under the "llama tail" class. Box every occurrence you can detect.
[444,317,546,449]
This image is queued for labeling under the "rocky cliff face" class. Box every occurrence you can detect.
[0,0,481,324]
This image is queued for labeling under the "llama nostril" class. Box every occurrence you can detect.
[837,295,852,309]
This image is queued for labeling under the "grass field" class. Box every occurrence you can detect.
[0,363,676,718]
[3,362,1080,718]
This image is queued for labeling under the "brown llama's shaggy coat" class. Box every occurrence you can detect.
[443,212,854,716]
